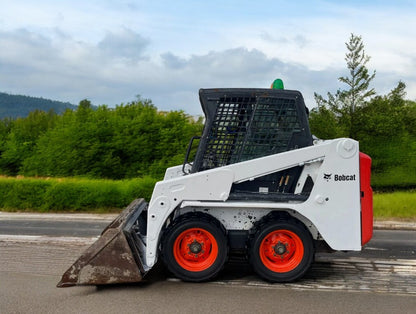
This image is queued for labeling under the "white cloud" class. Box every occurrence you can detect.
[97,28,150,61]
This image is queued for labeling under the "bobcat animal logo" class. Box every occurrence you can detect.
[324,173,332,181]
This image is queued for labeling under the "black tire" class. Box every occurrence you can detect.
[249,216,314,282]
[161,213,228,282]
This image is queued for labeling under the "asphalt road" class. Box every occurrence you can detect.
[1,214,415,260]
[0,217,109,237]
[0,214,416,313]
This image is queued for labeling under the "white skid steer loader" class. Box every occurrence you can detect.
[58,82,373,287]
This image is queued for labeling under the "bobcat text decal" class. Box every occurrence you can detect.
[324,173,356,182]
[334,174,356,181]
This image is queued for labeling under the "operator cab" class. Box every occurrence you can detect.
[188,82,313,201]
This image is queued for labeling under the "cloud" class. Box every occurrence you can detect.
[147,48,341,112]
[161,52,187,69]
[0,29,55,65]
[0,27,353,114]
[97,28,150,61]
[1,24,415,119]
[0,28,149,102]
[260,33,309,49]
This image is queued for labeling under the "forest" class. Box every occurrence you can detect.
[0,92,76,118]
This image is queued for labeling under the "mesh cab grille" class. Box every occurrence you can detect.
[199,94,301,171]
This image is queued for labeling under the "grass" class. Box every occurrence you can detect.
[373,190,416,220]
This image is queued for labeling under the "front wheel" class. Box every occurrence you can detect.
[161,213,228,282]
[249,218,314,282]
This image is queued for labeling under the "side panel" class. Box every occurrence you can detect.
[163,164,189,180]
[296,139,362,251]
[360,152,373,245]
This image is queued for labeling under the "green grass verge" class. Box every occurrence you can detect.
[373,190,416,220]
[0,176,157,212]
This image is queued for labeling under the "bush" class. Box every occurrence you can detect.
[372,166,416,190]
[0,176,157,212]
[0,177,51,209]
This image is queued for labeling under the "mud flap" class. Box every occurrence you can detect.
[57,198,148,287]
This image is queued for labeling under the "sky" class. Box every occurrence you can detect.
[1,0,416,115]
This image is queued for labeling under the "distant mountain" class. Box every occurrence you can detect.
[0,92,77,119]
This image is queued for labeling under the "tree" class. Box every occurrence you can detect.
[340,33,376,113]
[353,81,409,163]
[313,34,376,138]
[309,105,340,139]
[0,110,57,175]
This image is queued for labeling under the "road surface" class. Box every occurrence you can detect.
[0,213,415,313]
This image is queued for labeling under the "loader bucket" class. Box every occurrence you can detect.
[57,198,148,287]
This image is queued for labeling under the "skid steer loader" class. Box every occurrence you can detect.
[57,81,373,287]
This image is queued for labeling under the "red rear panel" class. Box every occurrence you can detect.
[360,152,373,245]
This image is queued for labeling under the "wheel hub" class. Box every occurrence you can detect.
[273,241,288,256]
[189,240,203,254]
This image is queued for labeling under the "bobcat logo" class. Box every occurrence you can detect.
[324,173,332,181]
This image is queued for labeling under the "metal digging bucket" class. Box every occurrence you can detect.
[57,199,148,287]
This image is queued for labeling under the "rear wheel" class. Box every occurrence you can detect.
[161,213,228,282]
[249,217,314,282]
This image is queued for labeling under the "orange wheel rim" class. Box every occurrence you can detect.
[173,228,219,272]
[259,229,304,273]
